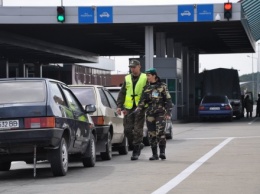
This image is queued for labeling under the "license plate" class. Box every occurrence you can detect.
[0,120,19,129]
[209,107,220,110]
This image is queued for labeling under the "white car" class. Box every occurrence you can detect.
[69,85,128,160]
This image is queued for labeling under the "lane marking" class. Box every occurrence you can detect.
[179,136,260,140]
[152,137,234,194]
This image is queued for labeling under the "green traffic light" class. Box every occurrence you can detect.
[57,15,65,22]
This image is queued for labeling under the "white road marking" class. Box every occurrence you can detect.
[180,136,260,140]
[151,137,234,194]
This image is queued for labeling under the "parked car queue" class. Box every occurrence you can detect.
[0,79,174,177]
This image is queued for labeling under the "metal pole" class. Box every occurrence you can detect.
[258,43,260,95]
[33,145,37,178]
[252,53,254,99]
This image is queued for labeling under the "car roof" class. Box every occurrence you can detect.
[106,86,121,89]
[0,77,66,85]
[69,84,103,88]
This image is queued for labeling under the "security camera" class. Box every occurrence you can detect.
[215,13,221,21]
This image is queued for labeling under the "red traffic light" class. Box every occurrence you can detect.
[224,3,232,10]
[57,6,65,14]
[224,3,232,19]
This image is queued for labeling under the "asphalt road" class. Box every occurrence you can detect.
[0,116,260,194]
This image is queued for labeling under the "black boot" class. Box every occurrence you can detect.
[159,145,166,160]
[137,143,144,156]
[149,147,159,160]
[131,144,140,160]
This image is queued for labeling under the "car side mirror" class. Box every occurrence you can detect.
[85,104,96,113]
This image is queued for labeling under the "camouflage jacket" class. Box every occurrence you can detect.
[138,81,173,115]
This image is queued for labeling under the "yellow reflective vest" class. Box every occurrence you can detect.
[124,73,147,109]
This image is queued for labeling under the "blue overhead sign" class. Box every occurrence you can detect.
[97,7,113,23]
[178,5,194,22]
[197,4,214,21]
[78,7,94,23]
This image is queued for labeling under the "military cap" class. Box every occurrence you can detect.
[129,59,140,67]
[145,68,157,75]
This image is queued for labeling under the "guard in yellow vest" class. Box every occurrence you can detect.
[117,59,147,160]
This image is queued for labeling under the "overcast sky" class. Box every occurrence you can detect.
[2,0,259,76]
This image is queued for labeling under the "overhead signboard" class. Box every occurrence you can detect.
[197,4,214,21]
[178,5,194,22]
[97,7,113,23]
[78,7,95,23]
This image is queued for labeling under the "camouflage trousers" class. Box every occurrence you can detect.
[146,112,166,148]
[123,108,145,145]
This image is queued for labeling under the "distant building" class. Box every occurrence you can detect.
[110,74,127,86]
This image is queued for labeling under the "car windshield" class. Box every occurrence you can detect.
[0,81,46,104]
[202,96,227,103]
[70,87,96,106]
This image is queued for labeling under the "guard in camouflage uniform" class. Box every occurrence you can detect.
[137,68,173,160]
[116,59,147,160]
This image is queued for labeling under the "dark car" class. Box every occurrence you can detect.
[198,95,233,121]
[0,78,96,176]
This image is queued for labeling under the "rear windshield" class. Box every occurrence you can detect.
[0,81,46,104]
[70,87,96,106]
[202,96,228,103]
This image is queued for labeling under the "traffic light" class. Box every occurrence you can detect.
[224,3,232,19]
[57,6,65,23]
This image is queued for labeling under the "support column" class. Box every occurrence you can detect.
[24,64,27,77]
[145,26,154,70]
[166,38,174,58]
[174,43,183,119]
[194,53,199,117]
[188,52,195,119]
[6,60,9,78]
[182,47,189,119]
[155,32,166,58]
[174,43,182,59]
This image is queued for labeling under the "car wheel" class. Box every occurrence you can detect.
[49,137,68,176]
[82,133,96,167]
[118,136,128,155]
[100,131,112,160]
[0,161,11,171]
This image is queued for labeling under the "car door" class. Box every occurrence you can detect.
[100,88,124,143]
[61,85,90,149]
